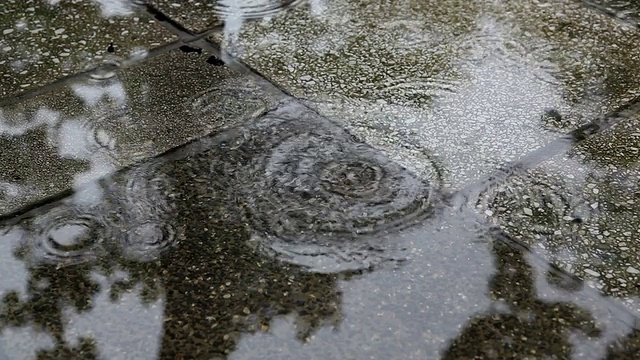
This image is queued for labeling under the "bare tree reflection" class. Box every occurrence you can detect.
[606,327,640,360]
[442,236,602,359]
[153,136,343,358]
[0,264,100,359]
[0,127,344,359]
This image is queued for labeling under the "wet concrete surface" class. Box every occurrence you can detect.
[0,47,279,215]
[211,0,640,188]
[1,0,640,359]
[0,0,177,99]
[478,101,640,314]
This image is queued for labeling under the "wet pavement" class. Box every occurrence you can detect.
[1,0,640,359]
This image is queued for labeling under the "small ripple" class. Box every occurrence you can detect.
[56,119,116,160]
[189,82,269,123]
[257,132,433,236]
[124,221,176,262]
[476,171,592,242]
[464,16,563,86]
[377,77,461,104]
[213,0,304,20]
[15,205,109,267]
[105,163,179,262]
[88,60,120,81]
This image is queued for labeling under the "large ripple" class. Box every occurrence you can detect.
[240,104,440,273]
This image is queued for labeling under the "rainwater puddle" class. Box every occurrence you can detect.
[1,100,640,358]
[0,99,448,273]
[5,159,180,269]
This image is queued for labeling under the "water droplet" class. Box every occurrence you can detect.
[89,60,120,80]
[213,0,304,20]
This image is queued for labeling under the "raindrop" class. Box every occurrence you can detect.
[242,111,438,272]
[213,0,304,20]
[89,60,120,81]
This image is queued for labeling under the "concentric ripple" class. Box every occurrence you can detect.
[242,109,437,272]
[477,171,592,244]
[124,221,176,262]
[105,163,179,262]
[16,205,109,267]
[213,0,304,20]
[56,119,116,160]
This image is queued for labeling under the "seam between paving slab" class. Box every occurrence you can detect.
[1,0,640,329]
[0,41,180,107]
[2,1,638,237]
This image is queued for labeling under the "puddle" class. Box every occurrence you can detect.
[2,0,640,358]
[1,99,640,358]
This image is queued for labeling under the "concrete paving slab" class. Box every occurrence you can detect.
[1,0,640,358]
[0,0,177,99]
[478,101,640,315]
[0,48,280,216]
[210,0,640,188]
[0,99,638,359]
[148,0,304,34]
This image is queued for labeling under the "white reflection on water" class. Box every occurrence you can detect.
[62,272,164,360]
[93,0,136,17]
[0,108,59,137]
